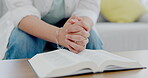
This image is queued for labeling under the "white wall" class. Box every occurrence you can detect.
[141,0,148,9]
[0,0,3,17]
[0,0,7,18]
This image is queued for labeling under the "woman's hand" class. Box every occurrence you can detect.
[57,16,79,48]
[66,16,92,53]
[69,16,92,32]
[58,16,93,54]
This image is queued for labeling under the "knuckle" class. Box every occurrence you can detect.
[79,26,84,30]
[81,30,85,35]
[76,26,83,31]
[86,38,89,42]
[84,31,89,38]
[82,22,89,28]
[75,27,80,31]
[73,50,78,54]
[77,36,81,40]
[78,47,83,52]
[79,45,85,52]
[68,27,75,32]
[75,45,81,51]
[82,41,86,45]
[78,36,84,41]
[75,45,80,49]
[67,29,71,33]
[81,46,85,51]
[86,39,89,44]
[84,45,86,49]
[87,32,90,37]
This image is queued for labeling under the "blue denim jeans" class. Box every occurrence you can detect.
[5,27,103,59]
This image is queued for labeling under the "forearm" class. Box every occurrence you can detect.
[18,16,60,45]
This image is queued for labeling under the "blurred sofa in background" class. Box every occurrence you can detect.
[95,23,148,52]
[96,0,148,52]
[0,0,3,17]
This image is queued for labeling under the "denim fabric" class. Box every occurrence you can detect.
[5,27,103,59]
[5,28,46,59]
[87,30,103,50]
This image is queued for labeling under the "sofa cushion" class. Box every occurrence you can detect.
[96,23,148,52]
[101,0,146,23]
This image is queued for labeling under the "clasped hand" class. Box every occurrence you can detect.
[59,16,91,54]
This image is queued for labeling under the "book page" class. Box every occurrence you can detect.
[42,49,90,68]
[29,49,97,77]
[79,49,135,63]
[78,50,113,66]
[78,49,142,71]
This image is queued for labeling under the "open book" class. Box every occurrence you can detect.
[29,49,143,78]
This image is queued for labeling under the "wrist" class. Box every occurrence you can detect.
[57,28,67,48]
[55,28,61,49]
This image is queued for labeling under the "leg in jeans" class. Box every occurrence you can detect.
[5,28,46,59]
[86,30,103,50]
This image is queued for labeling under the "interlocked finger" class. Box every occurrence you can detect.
[75,39,89,46]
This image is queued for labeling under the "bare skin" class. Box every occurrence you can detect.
[65,16,93,53]
[18,16,93,53]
